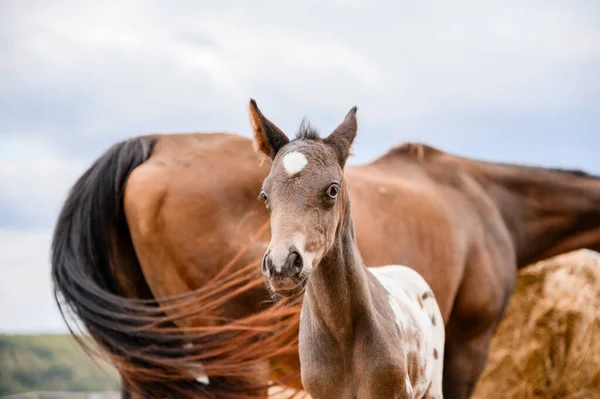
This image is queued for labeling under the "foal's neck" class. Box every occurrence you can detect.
[305,202,373,344]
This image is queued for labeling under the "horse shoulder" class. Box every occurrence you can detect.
[347,166,472,321]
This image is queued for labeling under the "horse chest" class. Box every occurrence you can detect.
[300,312,418,398]
[300,330,414,398]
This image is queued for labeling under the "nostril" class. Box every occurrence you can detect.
[293,253,302,269]
[290,251,303,272]
[261,253,270,275]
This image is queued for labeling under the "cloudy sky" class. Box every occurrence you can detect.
[1,0,599,333]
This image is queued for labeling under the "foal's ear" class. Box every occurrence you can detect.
[249,99,290,159]
[325,106,358,167]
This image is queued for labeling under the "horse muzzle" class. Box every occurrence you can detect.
[262,247,306,296]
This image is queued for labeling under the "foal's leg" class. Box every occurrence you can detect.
[442,256,515,398]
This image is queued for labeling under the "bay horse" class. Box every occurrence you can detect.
[51,112,600,398]
[251,101,445,398]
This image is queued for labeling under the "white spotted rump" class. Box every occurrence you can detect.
[282,151,308,175]
[369,265,445,399]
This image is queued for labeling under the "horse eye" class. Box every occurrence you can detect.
[258,191,268,202]
[326,184,340,200]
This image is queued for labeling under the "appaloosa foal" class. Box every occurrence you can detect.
[249,99,445,399]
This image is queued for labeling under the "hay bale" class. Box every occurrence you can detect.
[472,249,600,399]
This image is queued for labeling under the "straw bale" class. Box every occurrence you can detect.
[472,249,600,399]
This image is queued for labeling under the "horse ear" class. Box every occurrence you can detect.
[249,99,290,159]
[325,106,358,167]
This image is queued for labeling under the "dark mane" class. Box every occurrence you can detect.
[386,142,599,180]
[384,142,444,160]
[294,118,321,141]
[491,161,600,180]
[534,166,599,179]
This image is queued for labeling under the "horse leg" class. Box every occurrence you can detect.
[442,255,515,398]
[442,323,498,399]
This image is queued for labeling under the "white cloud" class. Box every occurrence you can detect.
[2,0,599,134]
[0,139,87,226]
[0,228,66,332]
[0,142,85,331]
[0,0,599,332]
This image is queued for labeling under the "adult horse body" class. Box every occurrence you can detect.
[52,128,600,398]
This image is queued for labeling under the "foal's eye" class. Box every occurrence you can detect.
[326,183,340,201]
[258,190,268,202]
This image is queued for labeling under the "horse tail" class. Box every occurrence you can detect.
[51,135,304,398]
[51,135,157,383]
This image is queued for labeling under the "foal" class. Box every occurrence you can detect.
[249,100,445,399]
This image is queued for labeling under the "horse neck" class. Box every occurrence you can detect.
[473,162,600,266]
[305,198,373,345]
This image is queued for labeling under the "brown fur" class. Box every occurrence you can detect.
[253,101,443,398]
[52,120,600,398]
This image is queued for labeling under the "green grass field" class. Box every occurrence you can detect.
[0,334,120,395]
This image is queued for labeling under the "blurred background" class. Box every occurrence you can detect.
[1,0,599,395]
